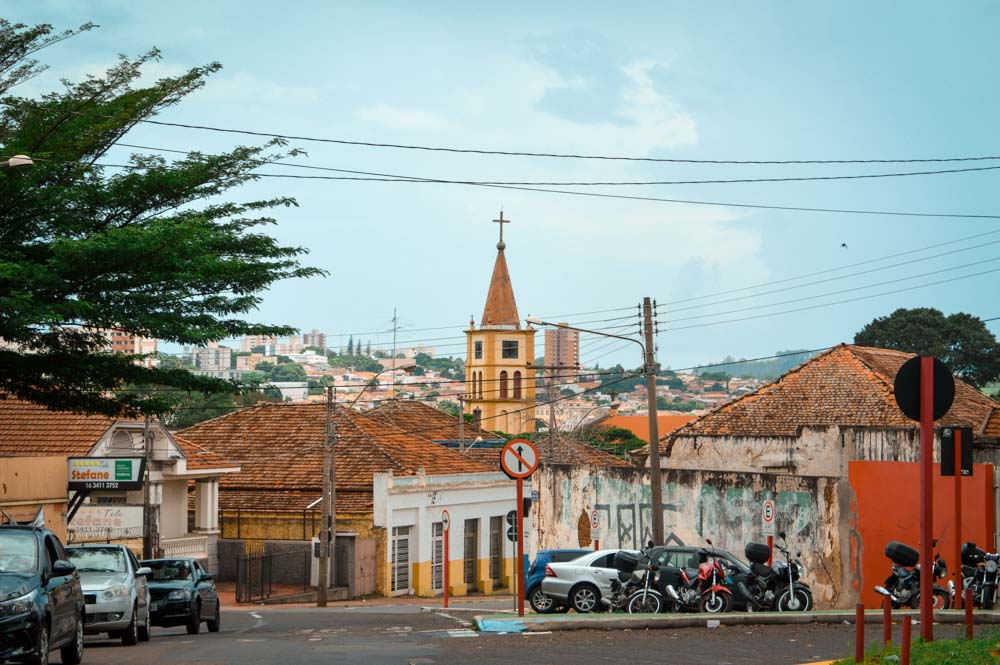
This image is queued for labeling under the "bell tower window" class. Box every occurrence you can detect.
[499,371,509,398]
[502,340,519,359]
[474,340,483,359]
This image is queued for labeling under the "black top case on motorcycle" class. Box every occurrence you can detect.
[885,541,920,568]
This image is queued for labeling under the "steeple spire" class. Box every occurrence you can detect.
[481,211,520,329]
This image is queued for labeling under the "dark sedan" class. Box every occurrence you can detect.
[0,523,84,665]
[141,558,220,635]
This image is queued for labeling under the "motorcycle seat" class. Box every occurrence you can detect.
[751,562,771,578]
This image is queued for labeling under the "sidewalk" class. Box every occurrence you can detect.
[473,608,1000,634]
[215,581,514,610]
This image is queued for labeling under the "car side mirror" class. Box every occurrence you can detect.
[779,531,786,540]
[136,567,153,577]
[200,573,214,582]
[706,539,713,546]
[52,560,76,577]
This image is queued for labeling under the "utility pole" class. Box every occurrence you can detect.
[142,415,154,560]
[317,386,336,606]
[642,297,664,544]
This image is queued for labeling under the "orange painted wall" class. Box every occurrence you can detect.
[848,461,995,608]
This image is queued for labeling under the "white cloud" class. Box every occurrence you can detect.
[356,103,451,131]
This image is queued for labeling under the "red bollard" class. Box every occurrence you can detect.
[883,595,892,645]
[965,588,974,640]
[901,616,912,665]
[855,603,865,663]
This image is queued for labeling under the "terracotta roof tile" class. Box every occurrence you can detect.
[178,403,492,511]
[361,400,499,442]
[171,435,239,471]
[640,344,1000,456]
[218,489,373,513]
[0,397,115,456]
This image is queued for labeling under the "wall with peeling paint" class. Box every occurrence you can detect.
[534,464,857,609]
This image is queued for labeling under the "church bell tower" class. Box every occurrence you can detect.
[464,212,536,435]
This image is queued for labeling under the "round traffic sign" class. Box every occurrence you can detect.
[499,438,540,480]
[506,525,517,542]
[505,509,517,526]
[590,509,600,530]
[442,509,450,531]
[893,356,955,422]
[761,500,775,524]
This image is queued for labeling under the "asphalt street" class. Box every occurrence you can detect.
[67,605,981,665]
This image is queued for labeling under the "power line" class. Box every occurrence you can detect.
[661,255,1000,322]
[657,228,1000,306]
[664,266,1000,331]
[102,144,1000,185]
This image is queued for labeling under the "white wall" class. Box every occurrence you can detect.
[159,479,188,539]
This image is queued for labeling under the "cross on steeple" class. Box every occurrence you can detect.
[492,210,510,250]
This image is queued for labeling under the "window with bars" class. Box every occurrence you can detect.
[501,340,519,359]
[431,522,443,591]
[391,526,411,594]
[489,516,502,582]
[474,341,483,359]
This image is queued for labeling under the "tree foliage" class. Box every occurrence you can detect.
[0,20,323,416]
[854,308,1000,388]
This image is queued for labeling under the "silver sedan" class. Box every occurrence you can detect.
[66,544,152,645]
[540,549,632,613]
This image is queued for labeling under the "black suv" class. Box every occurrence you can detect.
[0,519,85,665]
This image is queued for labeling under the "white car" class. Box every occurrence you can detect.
[66,544,152,645]
[540,549,634,613]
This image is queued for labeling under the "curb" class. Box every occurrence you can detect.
[473,609,1000,634]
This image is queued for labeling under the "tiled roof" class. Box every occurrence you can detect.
[639,345,1000,456]
[217,489,373,513]
[461,435,631,468]
[178,403,492,512]
[171,435,239,471]
[480,246,521,329]
[599,414,697,443]
[0,397,115,456]
[361,399,499,443]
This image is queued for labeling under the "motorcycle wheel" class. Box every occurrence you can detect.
[775,588,812,612]
[627,591,663,614]
[932,588,951,610]
[699,592,732,613]
[984,585,997,610]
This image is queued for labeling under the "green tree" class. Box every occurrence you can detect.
[347,336,354,356]
[0,20,323,417]
[855,308,1000,388]
[665,377,685,390]
[365,341,371,356]
[656,395,670,410]
[301,346,324,355]
[269,363,307,382]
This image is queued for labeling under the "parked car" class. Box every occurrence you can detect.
[541,549,633,613]
[66,543,152,645]
[0,516,85,665]
[526,549,591,613]
[141,558,220,634]
[649,545,751,611]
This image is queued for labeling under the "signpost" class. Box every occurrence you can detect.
[894,356,955,642]
[68,457,145,491]
[499,438,540,617]
[442,509,450,609]
[942,427,973,609]
[761,499,776,567]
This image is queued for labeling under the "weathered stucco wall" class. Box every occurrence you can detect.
[662,426,927,478]
[535,464,857,609]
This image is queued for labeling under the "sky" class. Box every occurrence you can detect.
[7,1,1000,372]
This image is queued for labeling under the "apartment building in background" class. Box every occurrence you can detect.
[99,329,159,368]
[302,329,327,350]
[544,322,580,382]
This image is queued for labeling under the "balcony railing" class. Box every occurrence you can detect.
[161,534,209,559]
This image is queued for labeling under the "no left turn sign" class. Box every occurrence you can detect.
[442,509,450,532]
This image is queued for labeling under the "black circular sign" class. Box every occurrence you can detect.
[893,356,955,421]
[506,509,517,526]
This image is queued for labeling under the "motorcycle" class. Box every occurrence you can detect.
[735,532,813,612]
[962,542,999,609]
[661,539,735,613]
[874,540,951,610]
[605,542,665,614]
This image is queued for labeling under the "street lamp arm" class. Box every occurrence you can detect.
[525,316,645,359]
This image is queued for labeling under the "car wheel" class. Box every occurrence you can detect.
[138,606,151,642]
[27,620,49,665]
[60,609,84,665]
[569,584,600,614]
[186,600,201,635]
[121,604,139,646]
[207,604,221,633]
[528,586,557,614]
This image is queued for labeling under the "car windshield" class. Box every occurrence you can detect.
[144,560,193,581]
[67,546,127,573]
[0,530,38,574]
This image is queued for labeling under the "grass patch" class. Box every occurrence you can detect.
[832,629,1000,664]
